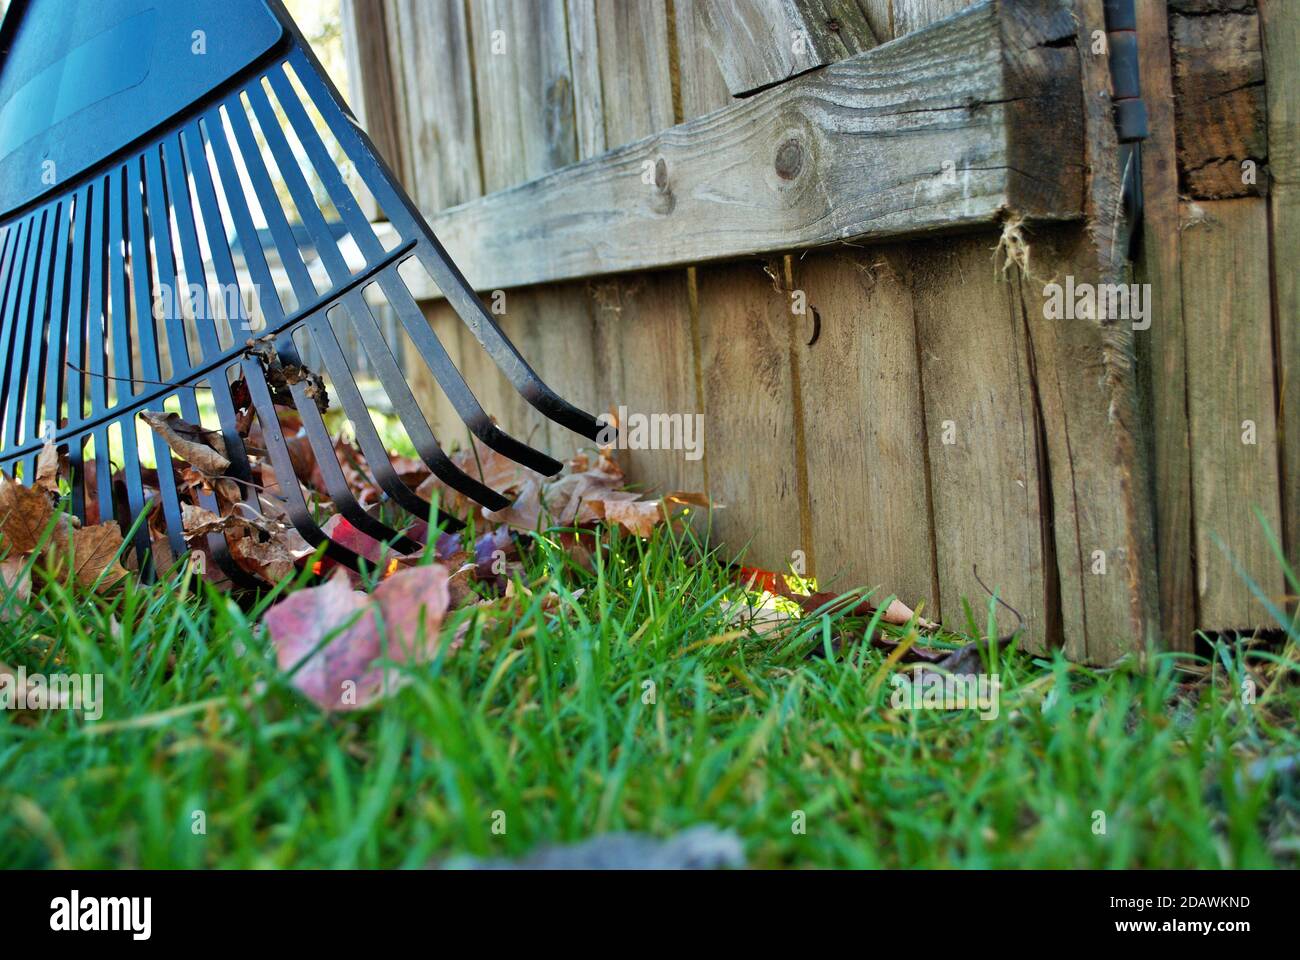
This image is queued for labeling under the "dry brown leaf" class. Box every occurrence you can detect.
[180,504,231,540]
[64,522,130,591]
[594,498,663,537]
[230,534,311,585]
[0,471,55,554]
[34,439,66,495]
[139,410,230,477]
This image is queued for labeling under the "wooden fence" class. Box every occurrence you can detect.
[336,0,1296,661]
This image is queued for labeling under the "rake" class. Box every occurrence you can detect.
[0,0,607,578]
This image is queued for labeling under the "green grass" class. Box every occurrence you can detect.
[1,516,1297,868]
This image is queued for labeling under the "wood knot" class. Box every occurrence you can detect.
[775,139,803,180]
[654,156,668,191]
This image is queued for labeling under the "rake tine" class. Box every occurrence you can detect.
[174,128,262,489]
[106,165,155,565]
[241,357,363,571]
[3,208,45,460]
[302,308,451,528]
[127,156,187,563]
[374,273,562,476]
[285,48,610,446]
[280,331,423,555]
[41,198,73,477]
[205,97,419,554]
[144,146,251,578]
[229,83,516,512]
[64,186,90,439]
[0,217,29,458]
[24,202,64,479]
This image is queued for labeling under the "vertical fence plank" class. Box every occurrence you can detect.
[1135,0,1196,648]
[697,261,803,566]
[1259,0,1300,585]
[1180,199,1285,628]
[383,0,481,445]
[338,0,405,217]
[583,0,707,496]
[456,0,581,452]
[792,250,938,609]
[566,0,607,159]
[673,0,732,120]
[911,235,1050,642]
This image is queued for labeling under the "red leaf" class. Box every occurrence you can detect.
[263,564,451,711]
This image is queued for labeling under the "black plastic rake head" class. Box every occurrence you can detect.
[0,0,606,578]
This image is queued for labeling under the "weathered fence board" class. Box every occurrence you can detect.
[911,234,1050,641]
[1259,0,1299,588]
[696,0,879,97]
[405,0,1083,297]
[793,250,938,609]
[1169,0,1268,199]
[1180,199,1285,628]
[1136,0,1195,648]
[698,262,805,567]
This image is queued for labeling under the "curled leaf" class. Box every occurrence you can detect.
[139,410,230,477]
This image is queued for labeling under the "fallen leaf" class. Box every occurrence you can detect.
[0,556,31,619]
[0,471,55,553]
[263,564,451,711]
[64,522,130,591]
[139,410,230,477]
[34,439,65,495]
[721,592,798,636]
[180,504,232,540]
[593,498,663,537]
[230,534,311,585]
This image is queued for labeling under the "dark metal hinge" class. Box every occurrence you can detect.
[1103,0,1147,259]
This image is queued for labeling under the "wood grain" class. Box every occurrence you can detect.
[696,0,878,97]
[792,249,937,609]
[338,0,404,218]
[1170,2,1269,199]
[1135,0,1196,649]
[673,0,734,120]
[397,0,1083,295]
[1180,199,1284,628]
[381,0,482,448]
[466,0,577,193]
[382,0,481,214]
[910,234,1049,645]
[1259,0,1300,589]
[698,261,803,568]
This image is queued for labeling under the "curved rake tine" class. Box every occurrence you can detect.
[275,332,422,555]
[261,66,563,483]
[241,358,362,572]
[286,49,609,446]
[237,78,522,507]
[374,273,563,477]
[303,310,449,529]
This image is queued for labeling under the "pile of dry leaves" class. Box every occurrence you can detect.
[0,367,713,711]
[0,442,130,606]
